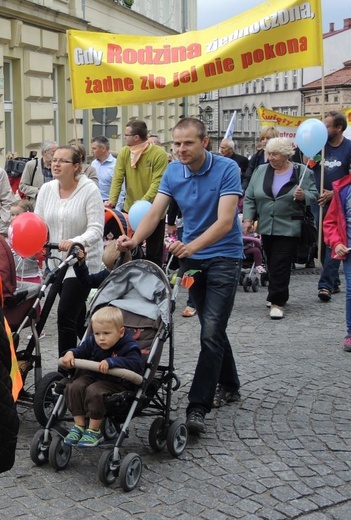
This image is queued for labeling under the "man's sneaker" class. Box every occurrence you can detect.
[186,409,206,434]
[213,384,241,408]
[64,425,85,446]
[77,428,104,447]
[343,335,351,352]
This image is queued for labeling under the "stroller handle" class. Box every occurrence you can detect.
[58,358,143,386]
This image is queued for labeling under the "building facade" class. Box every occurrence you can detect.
[0,0,198,166]
[200,18,351,157]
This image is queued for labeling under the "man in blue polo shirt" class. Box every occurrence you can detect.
[117,117,243,435]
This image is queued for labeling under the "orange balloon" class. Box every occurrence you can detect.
[9,213,48,258]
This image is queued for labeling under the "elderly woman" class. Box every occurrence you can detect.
[35,146,104,357]
[241,126,279,193]
[242,137,319,319]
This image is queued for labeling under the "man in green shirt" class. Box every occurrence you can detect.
[105,120,168,267]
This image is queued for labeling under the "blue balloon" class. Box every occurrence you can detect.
[296,118,328,158]
[128,200,152,231]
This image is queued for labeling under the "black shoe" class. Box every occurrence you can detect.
[186,409,206,434]
[318,288,331,302]
[332,286,341,294]
[213,384,241,408]
[305,261,315,268]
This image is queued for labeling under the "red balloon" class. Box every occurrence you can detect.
[9,213,48,258]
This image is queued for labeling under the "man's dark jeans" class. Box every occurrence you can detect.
[184,256,242,415]
[311,203,340,291]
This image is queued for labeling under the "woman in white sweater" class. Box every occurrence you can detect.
[35,146,104,357]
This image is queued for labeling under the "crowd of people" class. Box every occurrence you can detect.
[1,111,351,468]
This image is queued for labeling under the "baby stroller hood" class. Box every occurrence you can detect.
[86,259,172,327]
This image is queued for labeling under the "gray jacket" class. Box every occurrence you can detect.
[243,163,319,237]
[18,158,43,206]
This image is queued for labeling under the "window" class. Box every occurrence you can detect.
[4,61,14,154]
[293,70,298,89]
[224,111,229,129]
[203,107,213,131]
[275,73,279,91]
[284,72,288,90]
[53,66,59,142]
[261,79,265,93]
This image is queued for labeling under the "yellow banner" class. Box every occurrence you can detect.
[67,0,323,109]
[258,107,351,141]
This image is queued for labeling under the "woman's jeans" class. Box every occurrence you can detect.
[343,254,351,335]
[183,256,242,415]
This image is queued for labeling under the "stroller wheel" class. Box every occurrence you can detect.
[101,417,118,440]
[167,419,188,457]
[33,372,67,427]
[98,449,120,486]
[48,435,72,471]
[252,277,259,292]
[30,429,51,466]
[243,276,251,292]
[149,417,167,452]
[119,453,142,492]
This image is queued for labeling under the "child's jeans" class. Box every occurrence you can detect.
[343,254,351,334]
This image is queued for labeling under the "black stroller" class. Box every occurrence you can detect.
[30,259,187,491]
[2,237,84,425]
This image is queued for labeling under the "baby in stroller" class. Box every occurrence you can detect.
[243,235,266,275]
[60,305,142,447]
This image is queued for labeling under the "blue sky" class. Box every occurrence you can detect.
[198,0,350,32]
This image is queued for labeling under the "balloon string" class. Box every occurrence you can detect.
[293,162,309,201]
[298,163,308,188]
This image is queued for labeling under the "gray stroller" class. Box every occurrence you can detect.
[30,259,187,491]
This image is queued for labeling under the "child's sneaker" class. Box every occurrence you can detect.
[64,425,85,445]
[255,265,266,274]
[77,428,104,447]
[343,335,351,352]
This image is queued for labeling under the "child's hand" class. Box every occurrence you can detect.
[61,351,75,368]
[99,360,109,374]
[76,248,87,265]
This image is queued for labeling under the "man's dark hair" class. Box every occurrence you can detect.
[126,120,148,141]
[173,118,208,140]
[327,111,347,132]
[91,135,110,149]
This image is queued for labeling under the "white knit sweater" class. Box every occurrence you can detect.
[35,175,104,276]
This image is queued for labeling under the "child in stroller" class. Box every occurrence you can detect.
[241,234,268,291]
[60,305,142,447]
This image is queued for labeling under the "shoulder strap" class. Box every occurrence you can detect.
[29,158,38,187]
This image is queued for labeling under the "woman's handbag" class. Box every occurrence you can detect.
[300,206,318,248]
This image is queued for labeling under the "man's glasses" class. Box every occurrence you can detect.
[52,158,73,164]
[124,134,136,137]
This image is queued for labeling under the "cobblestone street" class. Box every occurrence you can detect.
[1,268,351,519]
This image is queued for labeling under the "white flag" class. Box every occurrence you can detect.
[224,111,237,139]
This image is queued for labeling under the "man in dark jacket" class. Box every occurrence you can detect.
[219,138,249,176]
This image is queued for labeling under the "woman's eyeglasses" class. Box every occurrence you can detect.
[52,158,73,164]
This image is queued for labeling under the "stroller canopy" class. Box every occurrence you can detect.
[87,260,172,327]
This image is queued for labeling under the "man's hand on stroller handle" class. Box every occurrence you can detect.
[117,234,137,251]
[167,240,193,258]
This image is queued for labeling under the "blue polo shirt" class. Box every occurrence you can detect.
[159,150,243,259]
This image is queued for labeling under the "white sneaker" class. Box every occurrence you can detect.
[270,305,283,319]
[27,331,46,340]
[266,301,271,308]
